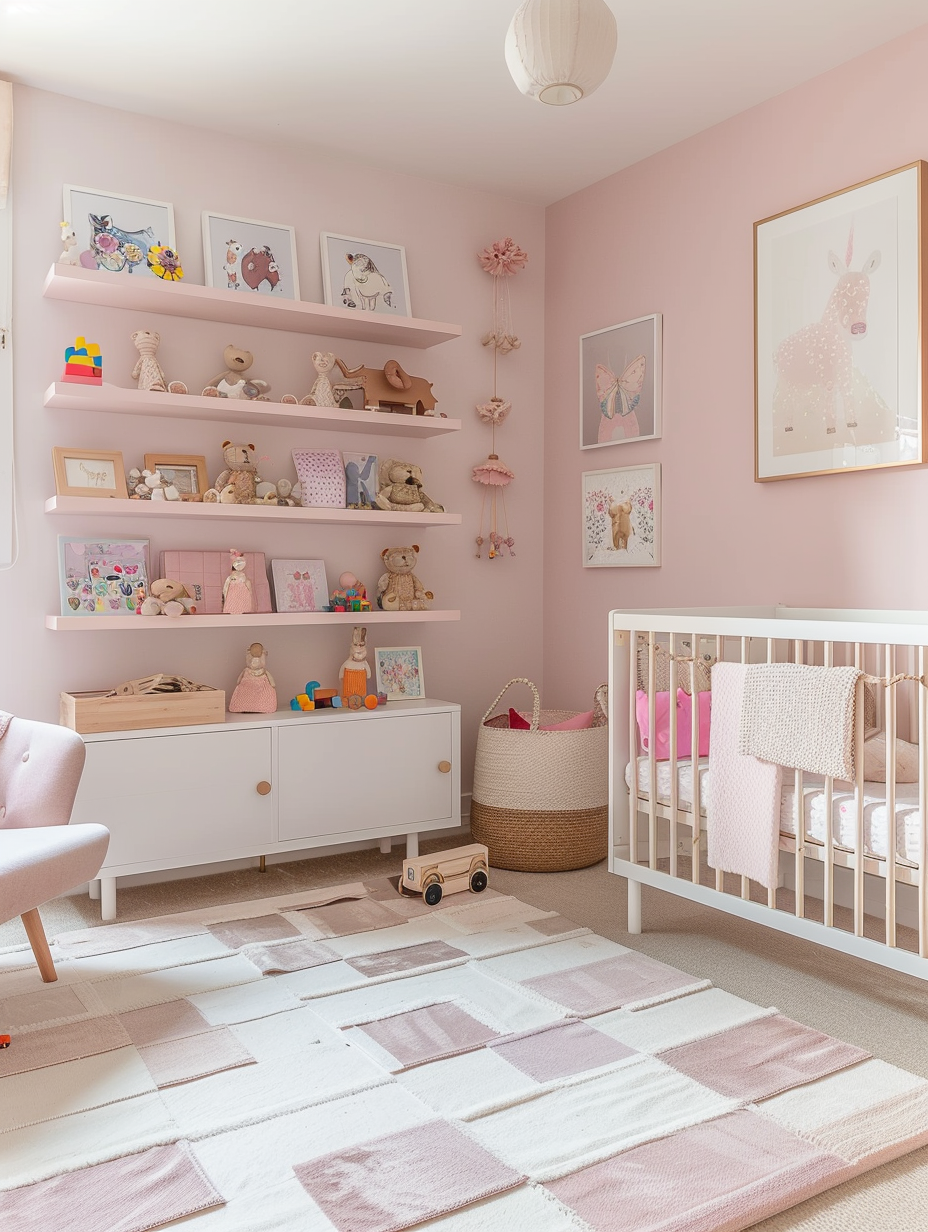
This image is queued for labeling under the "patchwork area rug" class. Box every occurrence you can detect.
[2,878,928,1232]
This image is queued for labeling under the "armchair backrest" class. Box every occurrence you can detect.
[0,715,85,829]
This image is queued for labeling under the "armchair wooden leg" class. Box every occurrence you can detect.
[21,908,57,983]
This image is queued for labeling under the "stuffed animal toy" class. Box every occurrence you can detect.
[339,625,372,708]
[130,330,188,395]
[140,578,194,617]
[261,479,302,507]
[127,468,181,500]
[608,500,634,550]
[229,642,277,713]
[375,459,444,514]
[203,442,262,504]
[202,344,270,401]
[377,545,433,611]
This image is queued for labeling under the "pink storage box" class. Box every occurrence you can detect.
[159,551,272,614]
[636,689,711,759]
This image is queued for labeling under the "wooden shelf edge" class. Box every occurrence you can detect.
[46,610,461,631]
[44,495,462,527]
[43,264,462,348]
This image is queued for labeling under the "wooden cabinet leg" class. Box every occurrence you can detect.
[21,908,57,983]
[88,879,101,901]
[379,838,391,854]
[100,877,117,922]
[406,832,419,859]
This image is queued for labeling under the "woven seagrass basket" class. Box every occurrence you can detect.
[471,678,608,872]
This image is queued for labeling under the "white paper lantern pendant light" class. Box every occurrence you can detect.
[505,0,618,105]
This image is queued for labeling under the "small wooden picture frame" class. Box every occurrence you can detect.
[53,447,128,499]
[143,454,209,499]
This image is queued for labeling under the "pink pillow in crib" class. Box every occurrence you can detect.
[635,690,711,759]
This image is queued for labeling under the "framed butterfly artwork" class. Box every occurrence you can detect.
[580,314,662,450]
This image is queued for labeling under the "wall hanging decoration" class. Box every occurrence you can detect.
[63,186,175,278]
[474,237,527,559]
[755,161,926,481]
[580,314,662,448]
[320,232,410,316]
[581,462,660,568]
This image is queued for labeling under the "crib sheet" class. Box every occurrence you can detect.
[626,757,923,866]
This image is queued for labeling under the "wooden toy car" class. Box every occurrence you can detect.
[399,842,489,906]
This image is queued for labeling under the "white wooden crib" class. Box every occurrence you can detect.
[609,606,928,981]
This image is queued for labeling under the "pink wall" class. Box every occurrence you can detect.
[543,25,928,708]
[2,85,545,796]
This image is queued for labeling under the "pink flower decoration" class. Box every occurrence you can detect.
[478,237,528,277]
[94,233,119,253]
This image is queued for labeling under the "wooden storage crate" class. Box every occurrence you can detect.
[60,689,226,734]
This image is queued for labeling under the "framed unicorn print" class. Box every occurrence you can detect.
[755,161,927,481]
[580,314,662,450]
[320,232,411,316]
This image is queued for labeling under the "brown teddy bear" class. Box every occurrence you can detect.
[608,500,634,550]
[202,344,270,401]
[377,545,433,611]
[203,441,262,504]
[140,578,195,617]
[375,459,444,513]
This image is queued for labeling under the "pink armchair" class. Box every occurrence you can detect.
[0,714,109,982]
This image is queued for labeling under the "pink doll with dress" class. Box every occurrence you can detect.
[229,642,277,713]
[222,549,254,614]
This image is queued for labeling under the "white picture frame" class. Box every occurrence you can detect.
[202,211,300,299]
[63,185,175,279]
[320,231,411,316]
[581,463,661,568]
[375,646,425,700]
[580,314,662,449]
[271,559,329,613]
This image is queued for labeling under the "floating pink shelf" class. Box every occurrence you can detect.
[44,382,461,438]
[43,265,462,349]
[45,609,461,632]
[45,495,461,528]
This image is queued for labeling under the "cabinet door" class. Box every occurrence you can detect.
[278,713,455,841]
[74,728,274,869]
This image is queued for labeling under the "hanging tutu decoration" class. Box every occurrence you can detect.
[474,241,526,559]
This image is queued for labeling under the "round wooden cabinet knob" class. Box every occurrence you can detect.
[256,781,272,796]
[438,761,452,774]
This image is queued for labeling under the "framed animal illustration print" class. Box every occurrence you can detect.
[63,186,175,279]
[580,315,661,449]
[202,212,300,299]
[320,232,410,316]
[755,161,926,481]
[271,559,329,614]
[581,463,660,568]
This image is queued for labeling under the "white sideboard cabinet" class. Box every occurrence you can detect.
[72,700,461,920]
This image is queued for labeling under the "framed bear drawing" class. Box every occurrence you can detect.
[581,463,661,568]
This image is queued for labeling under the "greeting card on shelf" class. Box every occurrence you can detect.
[271,559,329,613]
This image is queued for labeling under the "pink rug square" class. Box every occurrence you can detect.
[1,984,87,1030]
[526,915,582,937]
[293,1119,525,1232]
[0,1141,224,1232]
[299,898,404,937]
[345,940,468,978]
[522,952,705,1016]
[206,914,301,948]
[357,1002,500,1069]
[118,998,212,1047]
[138,1025,256,1088]
[545,1109,849,1232]
[490,1018,637,1082]
[0,1014,130,1077]
[245,937,339,974]
[658,1014,871,1101]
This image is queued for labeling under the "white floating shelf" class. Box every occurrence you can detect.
[45,495,461,528]
[44,265,461,349]
[46,610,461,631]
[44,383,461,437]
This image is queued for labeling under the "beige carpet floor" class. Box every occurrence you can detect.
[3,839,928,1232]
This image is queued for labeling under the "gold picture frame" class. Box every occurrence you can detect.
[52,447,128,499]
[755,160,926,482]
[143,453,209,500]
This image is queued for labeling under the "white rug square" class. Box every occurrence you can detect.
[0,1045,156,1132]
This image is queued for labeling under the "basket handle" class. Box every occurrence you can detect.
[482,678,541,730]
[593,683,608,723]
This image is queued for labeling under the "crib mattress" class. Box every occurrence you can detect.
[625,756,924,866]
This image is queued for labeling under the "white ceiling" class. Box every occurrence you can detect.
[1,0,927,205]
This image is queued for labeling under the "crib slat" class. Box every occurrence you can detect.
[629,630,639,868]
[885,645,897,947]
[767,637,776,910]
[854,663,866,937]
[648,634,658,872]
[823,641,835,928]
[690,632,702,886]
[715,634,723,895]
[920,647,928,959]
[669,634,679,880]
[793,639,804,920]
[741,636,750,902]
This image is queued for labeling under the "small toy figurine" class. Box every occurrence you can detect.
[147,245,184,281]
[290,681,343,711]
[202,345,270,401]
[62,335,102,384]
[230,642,277,713]
[222,549,255,614]
[130,329,188,394]
[399,844,489,906]
[339,626,372,709]
[58,221,79,266]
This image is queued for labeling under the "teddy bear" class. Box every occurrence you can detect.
[608,500,634,550]
[203,441,262,504]
[375,458,444,514]
[202,344,270,401]
[377,545,433,611]
[130,330,188,395]
[140,578,195,617]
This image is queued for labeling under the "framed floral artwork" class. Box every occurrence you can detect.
[320,232,410,316]
[580,314,662,449]
[755,161,926,481]
[582,463,660,568]
[63,186,175,279]
[202,212,300,299]
[270,559,329,613]
[375,646,425,700]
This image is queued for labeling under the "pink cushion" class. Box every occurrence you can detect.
[635,690,711,759]
[507,708,594,732]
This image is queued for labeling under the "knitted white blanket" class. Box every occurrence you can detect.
[739,664,860,782]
